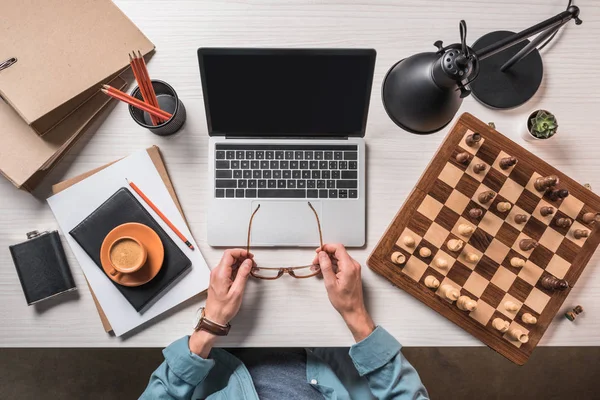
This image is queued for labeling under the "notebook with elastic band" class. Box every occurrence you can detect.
[69,187,191,312]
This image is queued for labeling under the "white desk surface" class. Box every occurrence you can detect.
[1,0,599,348]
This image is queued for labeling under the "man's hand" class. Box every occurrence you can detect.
[314,244,375,342]
[190,249,253,357]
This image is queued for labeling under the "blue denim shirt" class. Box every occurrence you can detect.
[141,326,429,399]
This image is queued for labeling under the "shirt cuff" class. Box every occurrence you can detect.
[162,336,216,386]
[349,326,402,376]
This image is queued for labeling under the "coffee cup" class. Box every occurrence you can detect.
[107,236,148,276]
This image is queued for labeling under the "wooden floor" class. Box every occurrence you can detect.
[1,347,598,399]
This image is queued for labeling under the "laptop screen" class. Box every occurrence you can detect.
[198,48,376,137]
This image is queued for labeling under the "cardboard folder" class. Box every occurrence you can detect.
[0,0,154,136]
[52,146,191,332]
[0,76,127,190]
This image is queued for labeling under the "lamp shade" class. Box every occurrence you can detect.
[382,52,464,134]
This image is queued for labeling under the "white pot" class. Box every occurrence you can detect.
[522,111,557,142]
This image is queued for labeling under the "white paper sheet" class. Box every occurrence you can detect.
[47,150,210,336]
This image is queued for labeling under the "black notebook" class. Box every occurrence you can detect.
[69,188,191,312]
[9,231,77,305]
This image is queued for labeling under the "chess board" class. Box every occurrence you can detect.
[367,113,600,365]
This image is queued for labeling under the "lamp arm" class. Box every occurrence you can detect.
[499,24,563,72]
[475,5,581,62]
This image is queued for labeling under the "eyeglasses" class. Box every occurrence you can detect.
[247,202,323,280]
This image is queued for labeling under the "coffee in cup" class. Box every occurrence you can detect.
[108,236,147,276]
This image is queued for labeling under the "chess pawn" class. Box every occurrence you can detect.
[547,188,569,201]
[440,284,460,301]
[424,275,440,289]
[565,305,583,321]
[456,152,471,164]
[492,318,510,333]
[499,156,517,170]
[469,208,483,219]
[582,212,600,225]
[514,214,528,224]
[540,206,555,217]
[464,252,480,263]
[496,202,512,213]
[540,275,569,291]
[510,257,525,268]
[555,217,572,228]
[504,301,519,312]
[457,224,474,236]
[391,252,406,265]
[419,247,432,258]
[457,296,477,311]
[447,239,465,252]
[465,133,482,147]
[403,235,416,247]
[521,313,537,325]
[507,327,529,344]
[434,257,449,269]
[573,229,590,240]
[478,190,495,204]
[473,163,486,174]
[534,175,559,192]
[519,239,538,251]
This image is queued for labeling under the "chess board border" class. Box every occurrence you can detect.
[367,113,600,365]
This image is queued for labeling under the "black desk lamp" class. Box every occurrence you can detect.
[382,4,582,134]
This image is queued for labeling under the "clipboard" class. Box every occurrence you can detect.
[52,146,190,332]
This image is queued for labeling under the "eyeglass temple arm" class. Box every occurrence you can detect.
[247,204,261,255]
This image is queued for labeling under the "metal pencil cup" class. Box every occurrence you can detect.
[129,80,186,136]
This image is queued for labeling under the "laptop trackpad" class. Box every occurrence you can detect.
[250,201,322,247]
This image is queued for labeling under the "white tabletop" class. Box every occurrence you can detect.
[1,0,598,347]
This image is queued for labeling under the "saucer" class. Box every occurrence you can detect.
[100,223,164,287]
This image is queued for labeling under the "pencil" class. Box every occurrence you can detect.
[137,50,162,120]
[127,179,195,251]
[129,53,159,125]
[101,85,172,120]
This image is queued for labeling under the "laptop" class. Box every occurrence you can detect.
[198,48,376,247]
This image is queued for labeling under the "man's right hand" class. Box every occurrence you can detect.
[314,244,375,342]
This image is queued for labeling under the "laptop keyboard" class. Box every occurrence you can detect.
[214,144,359,199]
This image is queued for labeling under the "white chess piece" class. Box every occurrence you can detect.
[440,284,460,301]
[507,328,529,343]
[403,236,416,247]
[496,202,512,212]
[492,318,510,333]
[390,252,406,265]
[457,224,474,236]
[434,257,448,269]
[447,239,465,252]
[504,301,519,312]
[521,313,537,325]
[457,296,477,311]
[424,275,440,289]
[510,257,525,268]
[419,247,432,258]
[464,252,480,263]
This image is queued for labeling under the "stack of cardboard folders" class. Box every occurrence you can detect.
[0,0,154,191]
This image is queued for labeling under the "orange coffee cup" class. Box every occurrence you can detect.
[107,236,148,276]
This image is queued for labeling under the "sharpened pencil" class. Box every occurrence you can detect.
[101,85,172,120]
[127,179,195,251]
[129,53,159,125]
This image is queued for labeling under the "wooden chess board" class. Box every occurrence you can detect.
[367,113,600,365]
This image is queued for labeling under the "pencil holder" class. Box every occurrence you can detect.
[129,80,186,136]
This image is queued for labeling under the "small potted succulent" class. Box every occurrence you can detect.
[525,110,558,141]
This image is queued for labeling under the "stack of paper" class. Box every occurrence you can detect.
[48,149,211,336]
